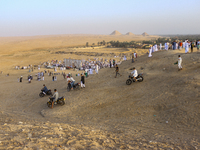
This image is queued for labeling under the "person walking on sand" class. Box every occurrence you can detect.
[115,64,122,78]
[178,55,182,71]
[81,74,85,88]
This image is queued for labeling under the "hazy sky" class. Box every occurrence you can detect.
[0,0,200,36]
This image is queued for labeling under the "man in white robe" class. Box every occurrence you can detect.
[155,44,158,51]
[185,41,189,53]
[183,42,185,48]
[148,46,152,57]
[166,43,169,50]
[89,68,93,74]
[178,55,182,70]
[160,43,162,50]
[95,64,99,74]
[165,43,167,50]
[152,45,155,53]
[124,55,127,61]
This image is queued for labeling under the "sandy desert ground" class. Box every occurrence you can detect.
[0,35,200,149]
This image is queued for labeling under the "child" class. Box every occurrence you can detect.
[178,55,182,71]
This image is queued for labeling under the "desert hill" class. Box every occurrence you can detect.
[0,34,159,73]
[0,47,200,149]
[110,30,122,35]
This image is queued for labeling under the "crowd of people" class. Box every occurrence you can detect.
[148,39,200,71]
[11,39,200,108]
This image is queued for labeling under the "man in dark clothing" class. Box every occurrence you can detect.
[109,59,112,68]
[20,76,23,82]
[132,53,134,63]
[42,84,48,95]
[191,41,194,53]
[81,74,85,88]
[115,64,122,78]
[173,41,176,50]
[63,72,66,79]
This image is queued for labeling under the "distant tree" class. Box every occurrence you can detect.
[102,40,106,45]
[86,42,89,47]
[92,43,95,46]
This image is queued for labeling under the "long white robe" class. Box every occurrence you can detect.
[155,44,158,51]
[95,65,99,74]
[185,43,189,53]
[89,69,93,74]
[165,43,168,50]
[160,43,162,50]
[183,42,185,48]
[178,57,182,69]
[123,55,127,61]
[152,46,155,53]
[148,47,152,57]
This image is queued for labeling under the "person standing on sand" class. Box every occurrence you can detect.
[20,76,23,82]
[109,59,112,68]
[160,43,162,50]
[185,40,189,53]
[191,41,194,53]
[197,40,200,50]
[165,42,169,50]
[124,55,127,61]
[178,55,182,71]
[81,74,85,88]
[132,53,134,63]
[115,64,122,78]
[134,52,137,61]
[148,46,152,57]
[179,41,182,49]
[113,59,115,67]
[63,72,66,79]
[95,64,99,74]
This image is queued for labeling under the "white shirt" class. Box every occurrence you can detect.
[178,57,182,64]
[131,69,138,77]
[134,53,136,58]
[53,91,59,101]
[70,77,75,82]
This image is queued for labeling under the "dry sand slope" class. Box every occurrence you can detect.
[0,48,200,149]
